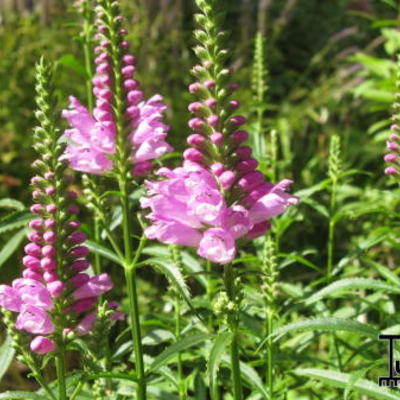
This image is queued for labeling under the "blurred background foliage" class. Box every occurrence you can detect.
[1,0,400,396]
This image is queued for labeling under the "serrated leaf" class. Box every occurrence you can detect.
[0,228,26,268]
[0,392,44,400]
[143,257,203,322]
[0,335,15,383]
[0,198,25,211]
[208,331,231,397]
[362,258,400,286]
[295,368,400,400]
[85,240,122,266]
[0,211,33,235]
[270,318,379,342]
[149,333,212,372]
[305,278,400,305]
[143,246,207,287]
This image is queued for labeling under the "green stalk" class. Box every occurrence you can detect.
[327,177,337,280]
[124,266,146,400]
[266,310,273,396]
[118,177,146,400]
[175,291,186,400]
[82,0,94,111]
[56,345,67,400]
[223,263,243,400]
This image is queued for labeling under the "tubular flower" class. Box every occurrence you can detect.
[141,3,298,265]
[0,171,113,353]
[61,7,172,176]
[0,60,117,355]
[384,124,399,177]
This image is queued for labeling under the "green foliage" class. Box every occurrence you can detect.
[1,0,400,398]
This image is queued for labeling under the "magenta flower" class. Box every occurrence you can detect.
[141,28,299,264]
[30,336,56,354]
[384,124,399,177]
[141,162,297,264]
[0,166,115,354]
[61,12,172,176]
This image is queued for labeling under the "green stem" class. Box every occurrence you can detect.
[93,216,101,275]
[83,0,94,110]
[327,179,337,280]
[223,264,243,400]
[56,345,67,400]
[175,291,186,400]
[266,310,273,397]
[30,366,57,400]
[125,267,146,400]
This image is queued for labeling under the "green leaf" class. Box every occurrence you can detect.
[57,54,86,77]
[0,392,44,400]
[85,371,138,382]
[270,318,379,342]
[148,333,212,372]
[143,257,203,322]
[0,228,26,268]
[0,199,25,211]
[362,258,400,286]
[305,278,400,305]
[85,240,122,265]
[208,331,231,396]
[295,368,400,400]
[0,335,15,383]
[0,211,33,235]
[143,246,207,287]
[221,355,269,399]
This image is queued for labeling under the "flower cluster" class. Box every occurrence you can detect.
[0,173,113,354]
[384,124,399,176]
[0,60,116,355]
[140,0,298,264]
[61,2,172,176]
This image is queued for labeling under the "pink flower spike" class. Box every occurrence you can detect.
[30,204,44,214]
[70,273,90,288]
[236,146,252,160]
[44,218,56,229]
[46,204,57,214]
[133,161,153,177]
[23,256,41,270]
[187,134,206,147]
[30,336,56,354]
[231,130,249,143]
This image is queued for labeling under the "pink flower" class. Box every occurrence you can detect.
[12,279,53,311]
[15,305,54,335]
[75,312,97,336]
[61,97,115,174]
[72,273,113,300]
[0,285,22,312]
[198,228,236,264]
[30,336,56,354]
[248,180,299,224]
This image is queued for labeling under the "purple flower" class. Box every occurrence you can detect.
[61,15,172,176]
[30,336,56,354]
[384,125,400,177]
[15,305,54,335]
